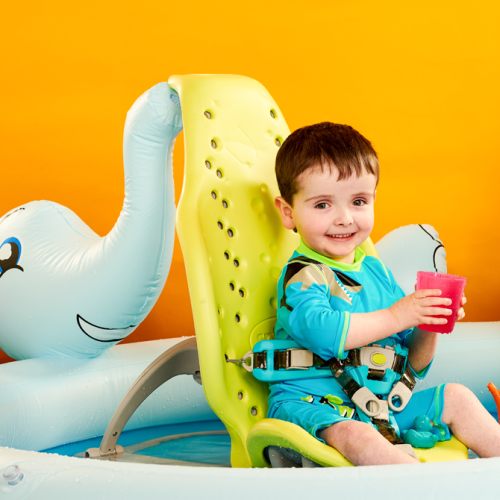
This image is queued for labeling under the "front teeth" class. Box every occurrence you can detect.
[330,233,353,238]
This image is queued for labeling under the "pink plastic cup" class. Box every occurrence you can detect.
[416,271,467,334]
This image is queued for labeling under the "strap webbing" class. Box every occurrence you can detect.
[329,352,414,445]
[372,420,404,444]
[329,357,363,401]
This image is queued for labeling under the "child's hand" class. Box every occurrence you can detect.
[456,295,466,321]
[389,289,453,331]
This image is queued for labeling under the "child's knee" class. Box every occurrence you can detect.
[443,383,479,422]
[322,420,380,452]
[445,383,476,403]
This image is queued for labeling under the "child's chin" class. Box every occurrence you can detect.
[324,245,356,258]
[323,240,358,258]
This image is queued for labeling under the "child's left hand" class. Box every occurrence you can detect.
[413,285,466,322]
[456,295,466,321]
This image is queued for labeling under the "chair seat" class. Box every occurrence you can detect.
[247,418,468,467]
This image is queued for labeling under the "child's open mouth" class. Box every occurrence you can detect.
[326,233,355,241]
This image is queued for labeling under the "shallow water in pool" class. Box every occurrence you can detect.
[43,419,231,466]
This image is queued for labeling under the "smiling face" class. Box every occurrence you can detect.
[275,165,377,264]
[0,201,141,360]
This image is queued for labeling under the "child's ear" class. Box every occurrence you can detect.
[274,196,295,230]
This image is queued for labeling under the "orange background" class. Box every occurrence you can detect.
[1,1,499,364]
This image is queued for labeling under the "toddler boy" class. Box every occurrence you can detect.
[270,122,500,465]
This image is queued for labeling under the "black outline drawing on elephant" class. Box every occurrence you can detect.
[0,207,25,226]
[77,314,136,343]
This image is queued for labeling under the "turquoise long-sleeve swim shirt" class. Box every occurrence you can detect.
[269,240,416,407]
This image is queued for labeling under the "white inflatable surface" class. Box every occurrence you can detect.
[0,338,216,452]
[1,447,500,500]
[1,325,500,499]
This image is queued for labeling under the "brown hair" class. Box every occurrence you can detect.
[275,122,379,205]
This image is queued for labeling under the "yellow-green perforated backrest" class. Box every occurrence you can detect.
[170,74,378,468]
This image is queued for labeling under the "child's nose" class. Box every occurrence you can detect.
[334,208,353,226]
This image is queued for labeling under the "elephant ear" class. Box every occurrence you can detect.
[375,224,447,295]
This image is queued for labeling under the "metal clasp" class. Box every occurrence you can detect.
[287,349,314,369]
[225,351,254,372]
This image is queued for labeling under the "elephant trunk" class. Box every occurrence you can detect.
[101,83,183,324]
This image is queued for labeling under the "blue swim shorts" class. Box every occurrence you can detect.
[268,384,451,443]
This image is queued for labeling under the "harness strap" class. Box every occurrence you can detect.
[274,350,329,370]
[329,354,413,444]
[329,356,363,401]
[234,341,416,444]
[372,420,404,444]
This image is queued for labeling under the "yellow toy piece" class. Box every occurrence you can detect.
[169,74,468,467]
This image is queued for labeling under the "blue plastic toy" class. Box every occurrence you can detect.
[403,415,439,448]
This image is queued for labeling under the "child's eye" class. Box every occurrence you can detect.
[353,199,366,207]
[315,202,329,209]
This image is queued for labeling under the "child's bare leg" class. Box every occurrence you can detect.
[318,420,419,465]
[442,383,500,458]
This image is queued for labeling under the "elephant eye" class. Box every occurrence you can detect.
[0,237,24,278]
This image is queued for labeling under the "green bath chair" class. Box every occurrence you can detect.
[88,74,467,467]
[170,74,467,467]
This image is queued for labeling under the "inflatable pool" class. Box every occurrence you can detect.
[1,75,500,499]
[1,326,500,499]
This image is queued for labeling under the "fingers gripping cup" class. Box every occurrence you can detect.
[416,272,467,334]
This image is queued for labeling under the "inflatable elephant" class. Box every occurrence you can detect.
[0,83,182,359]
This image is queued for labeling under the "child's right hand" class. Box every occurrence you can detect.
[388,289,452,332]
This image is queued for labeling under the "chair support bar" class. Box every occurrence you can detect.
[85,337,200,460]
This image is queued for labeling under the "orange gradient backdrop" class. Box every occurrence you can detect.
[1,1,499,363]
